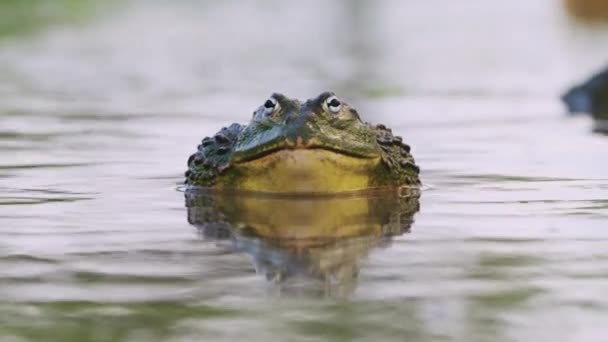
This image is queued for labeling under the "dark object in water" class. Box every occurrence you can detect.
[562,66,608,133]
[562,86,593,115]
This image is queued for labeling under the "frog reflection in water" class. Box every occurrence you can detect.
[185,92,420,194]
[186,191,420,297]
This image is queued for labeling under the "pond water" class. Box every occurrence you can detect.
[2,1,608,341]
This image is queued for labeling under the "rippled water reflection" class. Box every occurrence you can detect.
[186,191,420,298]
[2,0,608,341]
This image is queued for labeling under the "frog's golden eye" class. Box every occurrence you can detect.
[263,96,280,116]
[325,95,342,114]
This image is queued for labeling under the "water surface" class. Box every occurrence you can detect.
[2,1,608,341]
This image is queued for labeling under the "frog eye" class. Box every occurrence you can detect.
[326,95,342,113]
[263,97,279,116]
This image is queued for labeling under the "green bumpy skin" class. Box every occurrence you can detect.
[184,92,420,193]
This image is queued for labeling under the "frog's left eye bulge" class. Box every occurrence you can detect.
[264,99,274,109]
[326,96,342,113]
[263,97,279,116]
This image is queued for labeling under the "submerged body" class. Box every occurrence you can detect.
[185,92,420,193]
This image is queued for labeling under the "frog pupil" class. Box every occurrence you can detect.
[264,99,275,108]
[329,98,341,108]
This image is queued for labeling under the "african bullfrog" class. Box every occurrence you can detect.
[184,92,420,193]
[562,66,608,133]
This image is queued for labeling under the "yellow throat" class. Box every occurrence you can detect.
[218,149,381,194]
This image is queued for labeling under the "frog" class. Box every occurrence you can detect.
[184,92,420,194]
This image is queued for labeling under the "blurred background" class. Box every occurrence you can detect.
[2,1,608,341]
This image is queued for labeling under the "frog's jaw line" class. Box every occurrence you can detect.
[233,138,380,164]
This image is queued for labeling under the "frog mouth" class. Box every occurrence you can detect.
[232,137,380,163]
